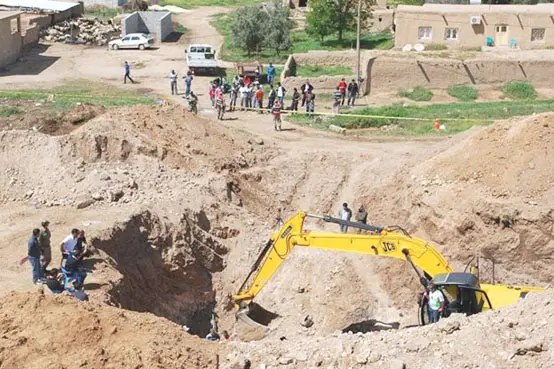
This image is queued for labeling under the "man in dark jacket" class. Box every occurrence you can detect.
[28,228,43,283]
[300,80,314,107]
[347,79,359,106]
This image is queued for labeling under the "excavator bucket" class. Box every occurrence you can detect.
[234,303,279,341]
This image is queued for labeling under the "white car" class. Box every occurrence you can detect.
[109,33,154,50]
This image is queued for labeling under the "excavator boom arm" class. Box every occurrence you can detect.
[233,211,454,305]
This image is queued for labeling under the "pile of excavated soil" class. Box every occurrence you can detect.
[0,291,222,369]
[225,290,552,369]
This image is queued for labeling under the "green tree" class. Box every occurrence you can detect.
[306,0,334,42]
[263,2,294,56]
[230,6,267,56]
[307,0,373,42]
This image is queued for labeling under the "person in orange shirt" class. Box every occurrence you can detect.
[338,78,347,106]
[255,86,264,113]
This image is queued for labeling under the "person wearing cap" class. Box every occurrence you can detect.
[39,220,52,273]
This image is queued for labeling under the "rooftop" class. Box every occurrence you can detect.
[0,0,79,12]
[398,3,554,14]
[0,10,21,20]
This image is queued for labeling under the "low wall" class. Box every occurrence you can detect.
[22,24,39,47]
[122,11,172,42]
[281,50,554,95]
[367,56,554,93]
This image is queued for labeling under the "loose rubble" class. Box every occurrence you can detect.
[40,17,121,46]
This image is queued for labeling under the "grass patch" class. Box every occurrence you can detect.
[287,99,554,135]
[0,81,156,109]
[212,12,393,63]
[175,24,188,34]
[502,81,537,100]
[160,0,262,8]
[423,43,448,51]
[398,86,433,102]
[84,6,123,20]
[447,85,478,101]
[295,65,352,77]
[0,106,23,117]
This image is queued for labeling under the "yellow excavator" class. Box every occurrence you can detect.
[233,211,543,328]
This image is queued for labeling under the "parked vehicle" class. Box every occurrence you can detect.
[186,44,217,75]
[109,33,154,50]
[235,61,263,79]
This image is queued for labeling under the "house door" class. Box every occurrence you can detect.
[495,24,509,46]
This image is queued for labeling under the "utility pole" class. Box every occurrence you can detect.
[356,0,362,84]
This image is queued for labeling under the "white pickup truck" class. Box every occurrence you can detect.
[185,44,217,75]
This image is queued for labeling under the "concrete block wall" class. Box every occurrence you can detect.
[0,15,22,68]
[122,11,172,42]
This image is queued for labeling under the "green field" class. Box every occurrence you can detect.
[0,82,157,109]
[211,12,393,63]
[288,99,554,135]
[295,65,353,77]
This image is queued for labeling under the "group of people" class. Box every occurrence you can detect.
[333,78,360,114]
[337,203,368,233]
[27,222,90,300]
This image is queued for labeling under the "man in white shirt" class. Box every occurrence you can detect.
[239,84,248,110]
[338,203,352,233]
[277,83,286,106]
[169,70,177,95]
[60,228,79,257]
[425,282,445,323]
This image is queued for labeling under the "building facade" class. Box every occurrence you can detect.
[395,4,554,49]
[0,11,22,68]
[122,11,172,42]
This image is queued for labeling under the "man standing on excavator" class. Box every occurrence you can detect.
[338,203,352,233]
[425,282,445,323]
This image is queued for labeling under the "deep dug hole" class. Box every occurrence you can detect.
[91,210,230,337]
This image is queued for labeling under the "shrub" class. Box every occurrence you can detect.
[398,86,433,102]
[502,81,537,100]
[447,85,478,101]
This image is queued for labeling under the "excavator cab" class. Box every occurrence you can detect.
[419,272,493,325]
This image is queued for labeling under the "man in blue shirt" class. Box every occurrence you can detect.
[266,63,276,86]
[124,61,135,84]
[28,228,44,283]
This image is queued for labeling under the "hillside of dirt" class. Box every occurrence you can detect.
[0,291,221,369]
[1,101,553,369]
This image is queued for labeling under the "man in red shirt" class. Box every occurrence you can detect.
[338,78,347,106]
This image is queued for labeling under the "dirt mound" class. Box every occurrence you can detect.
[0,291,221,369]
[425,114,554,198]
[0,102,105,135]
[225,290,552,369]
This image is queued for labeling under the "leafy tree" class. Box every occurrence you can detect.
[307,0,373,42]
[263,2,294,56]
[230,6,268,56]
[306,0,334,42]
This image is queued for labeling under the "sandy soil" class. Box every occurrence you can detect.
[0,6,552,369]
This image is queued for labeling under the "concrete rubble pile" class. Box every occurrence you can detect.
[40,17,121,46]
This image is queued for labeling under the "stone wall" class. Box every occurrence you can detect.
[0,15,22,68]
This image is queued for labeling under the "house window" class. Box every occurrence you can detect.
[418,26,432,40]
[531,28,545,42]
[445,28,459,40]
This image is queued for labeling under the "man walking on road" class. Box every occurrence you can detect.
[124,61,135,84]
[266,63,276,86]
[39,220,52,274]
[338,203,352,233]
[28,228,43,284]
[169,70,178,95]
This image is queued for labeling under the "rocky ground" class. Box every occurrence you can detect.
[0,99,551,368]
